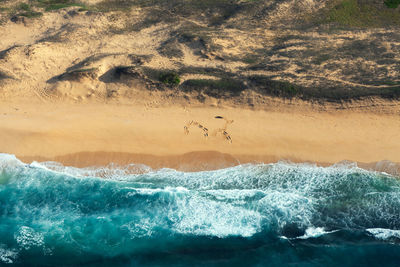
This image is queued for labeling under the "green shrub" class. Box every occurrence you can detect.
[159,72,180,85]
[385,0,400,8]
[18,3,31,11]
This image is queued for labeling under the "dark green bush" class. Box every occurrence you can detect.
[159,72,180,85]
[384,0,400,8]
[18,3,31,11]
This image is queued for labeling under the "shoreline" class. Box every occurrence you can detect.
[17,150,400,176]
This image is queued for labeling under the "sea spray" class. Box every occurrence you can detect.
[1,154,400,266]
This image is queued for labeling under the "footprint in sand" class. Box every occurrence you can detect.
[144,100,161,110]
[183,116,233,143]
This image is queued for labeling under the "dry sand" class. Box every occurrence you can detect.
[1,98,400,174]
[1,5,400,174]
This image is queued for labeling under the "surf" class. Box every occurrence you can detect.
[1,153,400,266]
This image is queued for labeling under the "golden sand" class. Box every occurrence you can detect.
[1,99,399,174]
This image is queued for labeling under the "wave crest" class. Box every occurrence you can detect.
[1,154,400,264]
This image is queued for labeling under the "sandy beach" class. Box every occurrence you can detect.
[0,2,399,174]
[1,98,399,174]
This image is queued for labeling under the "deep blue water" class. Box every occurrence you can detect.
[1,153,400,266]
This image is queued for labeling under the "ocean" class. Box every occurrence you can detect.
[0,153,400,266]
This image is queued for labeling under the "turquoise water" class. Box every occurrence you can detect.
[1,153,400,266]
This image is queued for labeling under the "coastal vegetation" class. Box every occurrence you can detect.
[38,1,86,12]
[182,78,245,97]
[159,72,180,86]
[325,0,400,27]
[385,0,400,8]
[1,0,399,103]
[0,0,86,20]
[1,0,399,27]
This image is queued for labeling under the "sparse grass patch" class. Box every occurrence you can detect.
[249,75,400,101]
[5,0,86,20]
[18,3,30,11]
[93,0,140,12]
[178,66,233,80]
[323,0,400,27]
[12,2,43,18]
[93,0,249,27]
[182,78,245,97]
[250,76,301,98]
[44,3,84,11]
[36,0,86,12]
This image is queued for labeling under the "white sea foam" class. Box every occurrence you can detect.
[171,194,263,238]
[258,191,315,229]
[0,153,25,169]
[39,161,152,179]
[0,245,18,264]
[279,227,338,240]
[126,186,189,197]
[15,226,44,250]
[366,228,400,240]
[123,217,157,238]
[297,227,339,239]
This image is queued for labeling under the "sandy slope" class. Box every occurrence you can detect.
[1,5,399,103]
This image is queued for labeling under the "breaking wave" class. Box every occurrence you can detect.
[1,153,400,266]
